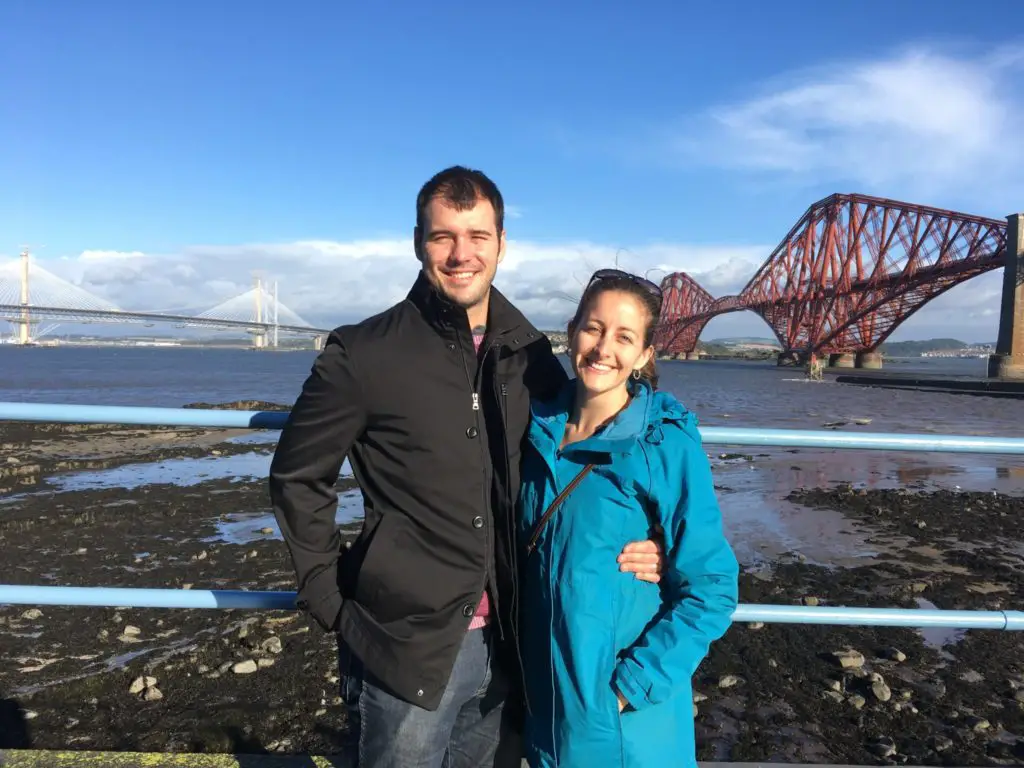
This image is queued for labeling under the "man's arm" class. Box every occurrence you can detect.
[269,332,367,632]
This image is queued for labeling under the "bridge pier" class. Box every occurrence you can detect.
[777,350,802,367]
[686,351,700,361]
[855,351,883,369]
[829,353,856,368]
[988,213,1024,380]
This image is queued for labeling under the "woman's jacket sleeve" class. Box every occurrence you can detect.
[611,421,739,710]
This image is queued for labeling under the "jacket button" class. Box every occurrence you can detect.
[472,516,484,529]
[447,343,456,351]
[462,603,474,617]
[466,426,478,438]
[417,689,424,697]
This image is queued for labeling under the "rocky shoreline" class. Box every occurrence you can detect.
[1,420,1024,764]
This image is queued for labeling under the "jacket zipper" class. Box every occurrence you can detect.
[456,331,501,634]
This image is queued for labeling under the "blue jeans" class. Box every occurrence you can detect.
[338,625,522,767]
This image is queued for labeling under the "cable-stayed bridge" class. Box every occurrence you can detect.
[0,251,330,347]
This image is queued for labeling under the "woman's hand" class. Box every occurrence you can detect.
[617,537,664,583]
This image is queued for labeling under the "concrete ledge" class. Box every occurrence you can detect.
[0,753,972,768]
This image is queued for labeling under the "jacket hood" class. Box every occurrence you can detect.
[531,377,699,458]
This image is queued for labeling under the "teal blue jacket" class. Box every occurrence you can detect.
[517,378,739,767]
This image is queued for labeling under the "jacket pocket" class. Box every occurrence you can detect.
[353,512,471,624]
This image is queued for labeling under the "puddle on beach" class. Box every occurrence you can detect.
[224,431,279,446]
[40,453,352,493]
[913,597,968,651]
[205,489,366,545]
[711,447,1024,568]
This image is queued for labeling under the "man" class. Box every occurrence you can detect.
[269,166,662,767]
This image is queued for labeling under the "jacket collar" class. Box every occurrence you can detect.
[530,377,658,458]
[406,271,543,349]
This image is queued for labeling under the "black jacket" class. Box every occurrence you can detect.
[269,273,567,710]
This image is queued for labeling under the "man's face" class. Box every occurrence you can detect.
[416,196,505,313]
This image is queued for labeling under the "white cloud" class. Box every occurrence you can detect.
[4,238,765,333]
[77,250,146,263]
[1,231,1006,342]
[671,45,1024,205]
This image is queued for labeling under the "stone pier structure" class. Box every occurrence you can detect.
[855,351,883,369]
[988,213,1024,380]
[829,353,855,368]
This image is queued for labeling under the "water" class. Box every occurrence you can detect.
[42,453,351,493]
[206,488,365,545]
[2,346,1022,567]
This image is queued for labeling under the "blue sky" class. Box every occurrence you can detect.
[1,1,1022,340]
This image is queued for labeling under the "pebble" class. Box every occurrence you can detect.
[966,716,991,732]
[128,676,157,695]
[143,686,164,702]
[823,691,844,703]
[747,621,765,630]
[315,708,328,717]
[232,660,259,675]
[692,703,699,717]
[122,625,141,637]
[717,675,742,689]
[257,658,276,669]
[692,692,708,703]
[259,527,274,535]
[832,649,866,669]
[871,680,892,702]
[801,596,820,606]
[868,737,896,758]
[261,636,283,655]
[930,735,953,752]
[879,646,907,663]
[21,608,43,620]
[848,694,866,710]
[911,582,928,593]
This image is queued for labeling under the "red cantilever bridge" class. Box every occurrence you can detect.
[652,193,1008,364]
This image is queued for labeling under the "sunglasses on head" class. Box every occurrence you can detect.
[586,268,663,299]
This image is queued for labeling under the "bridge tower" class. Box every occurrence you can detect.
[252,277,266,349]
[16,249,31,345]
[988,213,1024,379]
[249,276,281,349]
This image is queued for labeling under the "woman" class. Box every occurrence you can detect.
[517,268,739,767]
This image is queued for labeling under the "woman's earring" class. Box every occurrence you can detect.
[632,370,641,380]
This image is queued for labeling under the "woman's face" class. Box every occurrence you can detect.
[570,289,654,397]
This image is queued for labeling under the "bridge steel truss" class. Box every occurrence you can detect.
[653,194,1008,357]
[0,304,330,337]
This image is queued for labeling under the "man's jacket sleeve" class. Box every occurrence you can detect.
[612,425,739,710]
[269,331,366,632]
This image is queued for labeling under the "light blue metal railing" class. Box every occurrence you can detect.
[2,400,1023,630]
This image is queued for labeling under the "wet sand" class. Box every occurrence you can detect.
[2,420,1024,764]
